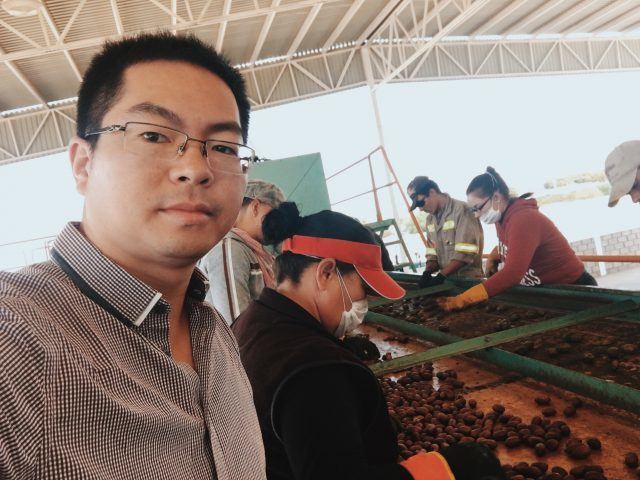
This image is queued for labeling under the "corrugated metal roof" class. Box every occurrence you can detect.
[1,0,640,165]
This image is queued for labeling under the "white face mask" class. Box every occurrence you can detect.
[480,199,502,224]
[333,270,368,338]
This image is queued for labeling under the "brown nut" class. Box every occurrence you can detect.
[551,466,568,477]
[542,407,557,417]
[535,396,551,406]
[545,439,559,452]
[566,443,591,460]
[624,453,639,469]
[492,404,505,414]
[586,438,602,451]
[563,406,577,418]
[505,436,521,448]
[535,443,547,457]
[531,462,548,474]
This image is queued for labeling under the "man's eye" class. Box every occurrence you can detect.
[141,131,170,143]
[210,143,239,156]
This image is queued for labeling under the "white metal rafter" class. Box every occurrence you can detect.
[321,0,364,51]
[376,0,492,87]
[40,2,84,81]
[0,0,342,64]
[250,0,282,64]
[561,0,636,35]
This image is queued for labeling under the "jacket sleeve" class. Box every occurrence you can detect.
[0,310,45,480]
[450,208,483,265]
[273,365,413,480]
[201,238,253,325]
[483,212,542,297]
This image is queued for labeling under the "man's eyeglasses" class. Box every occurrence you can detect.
[84,121,257,175]
[471,197,491,214]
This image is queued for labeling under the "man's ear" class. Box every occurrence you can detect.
[251,199,262,217]
[69,136,93,196]
[315,258,337,291]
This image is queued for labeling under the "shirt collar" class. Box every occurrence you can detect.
[51,222,209,327]
[435,193,452,220]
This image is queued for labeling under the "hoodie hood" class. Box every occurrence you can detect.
[500,197,538,225]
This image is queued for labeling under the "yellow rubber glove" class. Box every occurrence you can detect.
[436,284,489,312]
[400,452,455,480]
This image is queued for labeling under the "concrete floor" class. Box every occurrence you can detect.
[597,267,640,291]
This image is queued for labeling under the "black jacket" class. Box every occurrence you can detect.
[232,288,412,480]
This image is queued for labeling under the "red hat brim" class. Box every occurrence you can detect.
[355,265,406,300]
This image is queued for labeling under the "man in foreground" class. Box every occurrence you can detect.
[0,33,265,479]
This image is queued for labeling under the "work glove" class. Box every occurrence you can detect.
[436,284,488,312]
[400,444,507,480]
[440,442,507,480]
[418,272,446,289]
[400,452,455,480]
[342,335,381,362]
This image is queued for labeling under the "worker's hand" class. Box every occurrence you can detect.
[424,259,440,273]
[418,272,446,289]
[341,335,381,362]
[440,442,507,480]
[436,284,488,312]
[485,247,501,277]
[485,259,500,277]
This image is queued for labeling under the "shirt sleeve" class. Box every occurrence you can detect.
[483,212,542,297]
[425,220,438,262]
[0,310,45,479]
[450,208,482,265]
[273,365,413,480]
[202,238,253,325]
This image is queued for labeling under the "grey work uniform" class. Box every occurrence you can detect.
[425,194,484,278]
[200,231,265,325]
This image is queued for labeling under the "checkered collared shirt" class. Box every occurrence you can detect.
[0,223,266,480]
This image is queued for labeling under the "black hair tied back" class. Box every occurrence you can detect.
[262,201,303,245]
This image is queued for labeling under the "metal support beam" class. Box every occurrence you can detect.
[377,0,492,87]
[40,3,84,81]
[365,311,640,416]
[286,3,322,57]
[215,0,233,51]
[470,0,529,37]
[250,0,283,64]
[502,0,565,35]
[561,0,636,34]
[532,0,600,35]
[110,0,124,35]
[322,0,365,51]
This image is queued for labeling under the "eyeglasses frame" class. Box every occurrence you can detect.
[84,121,258,171]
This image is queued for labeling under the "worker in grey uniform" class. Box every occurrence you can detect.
[408,176,484,288]
[201,180,285,324]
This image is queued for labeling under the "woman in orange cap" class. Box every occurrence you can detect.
[232,202,505,480]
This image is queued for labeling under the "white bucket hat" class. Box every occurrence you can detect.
[605,140,640,207]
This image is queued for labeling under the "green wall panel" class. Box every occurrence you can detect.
[249,153,331,216]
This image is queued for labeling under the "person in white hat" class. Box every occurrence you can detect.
[605,140,640,207]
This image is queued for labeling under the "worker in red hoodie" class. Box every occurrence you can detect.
[438,167,597,311]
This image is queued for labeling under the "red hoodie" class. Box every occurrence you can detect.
[484,198,585,297]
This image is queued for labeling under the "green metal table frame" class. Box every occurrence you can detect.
[365,275,640,415]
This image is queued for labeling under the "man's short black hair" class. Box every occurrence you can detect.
[408,176,441,195]
[77,32,250,146]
